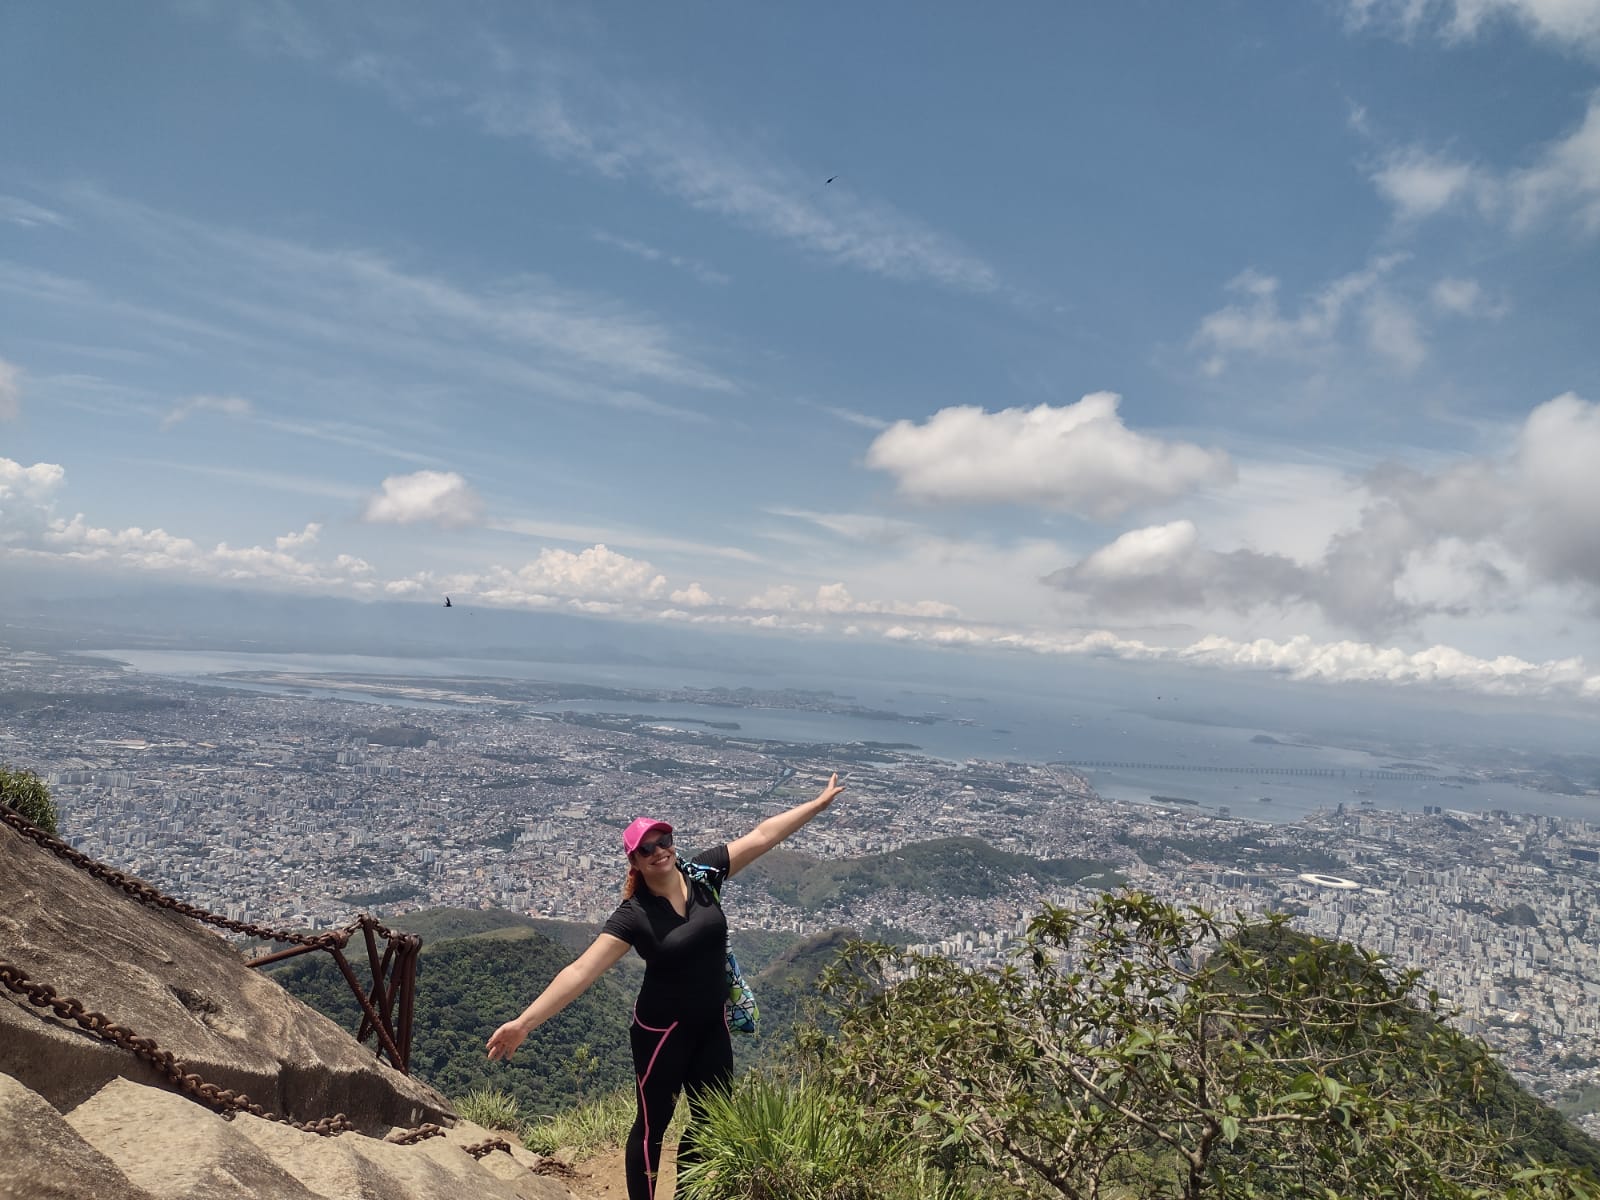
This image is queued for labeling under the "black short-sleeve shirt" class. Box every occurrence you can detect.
[602,844,730,1021]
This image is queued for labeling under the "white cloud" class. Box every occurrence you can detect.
[1344,0,1600,57]
[0,458,66,542]
[766,508,923,545]
[814,404,891,432]
[1430,277,1507,317]
[275,522,321,550]
[1073,521,1201,580]
[489,516,762,563]
[1192,256,1420,372]
[0,358,19,421]
[450,56,1001,292]
[1513,391,1600,585]
[669,582,717,607]
[160,393,254,430]
[43,514,202,569]
[47,188,733,419]
[1361,292,1428,372]
[873,616,1597,700]
[591,231,730,285]
[1369,93,1600,233]
[468,544,669,609]
[1046,393,1600,637]
[1178,633,1593,697]
[1370,149,1482,220]
[740,581,958,619]
[363,470,484,527]
[865,393,1235,518]
[0,195,70,228]
[1507,92,1600,232]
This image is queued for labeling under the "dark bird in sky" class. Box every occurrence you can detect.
[826,176,837,184]
[443,596,452,608]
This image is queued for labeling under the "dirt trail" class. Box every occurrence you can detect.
[565,1145,677,1200]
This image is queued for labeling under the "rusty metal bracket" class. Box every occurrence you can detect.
[2,805,420,1074]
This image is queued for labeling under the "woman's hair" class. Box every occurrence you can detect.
[621,864,640,898]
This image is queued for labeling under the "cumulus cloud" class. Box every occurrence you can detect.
[669,582,717,607]
[1047,393,1600,637]
[1369,93,1600,234]
[363,470,483,527]
[874,616,1597,700]
[1192,256,1424,372]
[1513,391,1600,586]
[44,514,202,569]
[160,394,254,430]
[1049,520,1316,616]
[275,523,322,550]
[0,457,67,542]
[864,393,1234,518]
[0,358,19,421]
[470,544,668,608]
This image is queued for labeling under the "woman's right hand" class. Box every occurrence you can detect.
[486,1017,531,1061]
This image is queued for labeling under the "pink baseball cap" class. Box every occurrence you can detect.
[623,817,673,856]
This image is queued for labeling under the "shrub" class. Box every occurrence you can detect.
[0,766,56,835]
[810,890,1600,1200]
[455,1086,522,1132]
[674,1074,976,1200]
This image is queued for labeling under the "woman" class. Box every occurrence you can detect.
[486,771,847,1200]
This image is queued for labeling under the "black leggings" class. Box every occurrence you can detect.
[625,1004,733,1200]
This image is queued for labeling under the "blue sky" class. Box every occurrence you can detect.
[2,0,1599,704]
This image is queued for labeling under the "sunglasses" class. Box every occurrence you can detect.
[633,834,674,857]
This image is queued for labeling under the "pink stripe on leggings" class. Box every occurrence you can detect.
[633,1007,679,1200]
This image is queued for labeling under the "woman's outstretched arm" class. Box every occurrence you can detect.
[726,771,846,877]
[486,932,632,1061]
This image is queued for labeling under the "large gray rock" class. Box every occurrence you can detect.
[0,1073,158,1200]
[65,1077,327,1200]
[59,1077,577,1200]
[0,818,449,1133]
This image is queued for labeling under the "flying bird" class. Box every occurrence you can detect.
[443,596,452,608]
[825,176,838,184]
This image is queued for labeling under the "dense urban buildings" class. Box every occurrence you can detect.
[4,643,1598,1135]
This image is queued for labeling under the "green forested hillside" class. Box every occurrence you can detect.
[741,836,1122,909]
[272,911,840,1115]
[272,927,637,1116]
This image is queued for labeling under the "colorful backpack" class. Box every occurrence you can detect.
[680,857,760,1034]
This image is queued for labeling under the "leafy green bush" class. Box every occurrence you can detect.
[675,1074,976,1200]
[810,891,1600,1200]
[0,766,56,835]
[456,1086,522,1132]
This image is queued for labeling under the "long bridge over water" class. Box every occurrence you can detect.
[1058,760,1441,783]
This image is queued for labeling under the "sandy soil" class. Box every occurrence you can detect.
[564,1144,677,1200]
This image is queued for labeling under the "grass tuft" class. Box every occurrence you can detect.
[455,1086,522,1132]
[674,1073,975,1200]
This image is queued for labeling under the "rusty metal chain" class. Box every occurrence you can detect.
[2,801,421,1074]
[463,1137,513,1160]
[0,805,336,949]
[387,1123,445,1145]
[0,956,354,1137]
[532,1158,579,1179]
